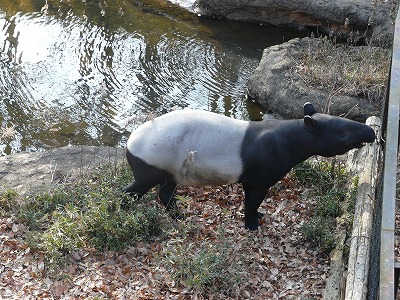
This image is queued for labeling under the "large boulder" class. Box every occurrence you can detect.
[246,38,380,121]
[0,146,125,195]
[195,0,393,40]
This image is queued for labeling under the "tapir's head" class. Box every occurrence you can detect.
[303,102,376,157]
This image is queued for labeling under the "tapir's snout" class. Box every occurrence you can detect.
[364,125,376,143]
[355,125,376,148]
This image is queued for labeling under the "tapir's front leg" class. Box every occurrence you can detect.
[243,185,269,230]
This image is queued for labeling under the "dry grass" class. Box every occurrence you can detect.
[0,125,16,140]
[292,35,390,105]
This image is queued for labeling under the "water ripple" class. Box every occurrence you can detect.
[0,0,304,154]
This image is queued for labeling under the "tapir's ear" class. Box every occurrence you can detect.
[304,102,317,116]
[304,115,314,132]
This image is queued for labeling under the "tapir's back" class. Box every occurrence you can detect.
[126,110,250,185]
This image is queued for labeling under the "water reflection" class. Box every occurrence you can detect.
[0,0,305,155]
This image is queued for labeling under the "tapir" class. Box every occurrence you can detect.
[122,102,375,230]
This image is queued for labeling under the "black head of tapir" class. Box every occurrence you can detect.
[302,102,375,157]
[122,102,375,230]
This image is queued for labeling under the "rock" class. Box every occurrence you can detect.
[194,0,393,40]
[0,146,125,195]
[168,0,199,12]
[246,37,380,121]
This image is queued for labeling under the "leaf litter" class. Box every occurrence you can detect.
[0,175,330,299]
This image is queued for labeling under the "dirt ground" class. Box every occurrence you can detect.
[0,146,330,299]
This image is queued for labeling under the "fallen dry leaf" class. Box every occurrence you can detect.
[0,176,330,299]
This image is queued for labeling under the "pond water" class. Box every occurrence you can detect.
[0,0,306,155]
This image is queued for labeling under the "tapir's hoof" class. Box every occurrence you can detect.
[245,218,259,231]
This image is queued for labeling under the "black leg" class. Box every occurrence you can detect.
[159,181,183,219]
[122,181,154,198]
[124,151,174,199]
[122,180,153,198]
[121,181,154,209]
[243,185,269,230]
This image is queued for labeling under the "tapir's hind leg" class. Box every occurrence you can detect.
[243,185,269,230]
[123,152,175,206]
[159,181,183,219]
[122,181,154,198]
[121,180,155,209]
